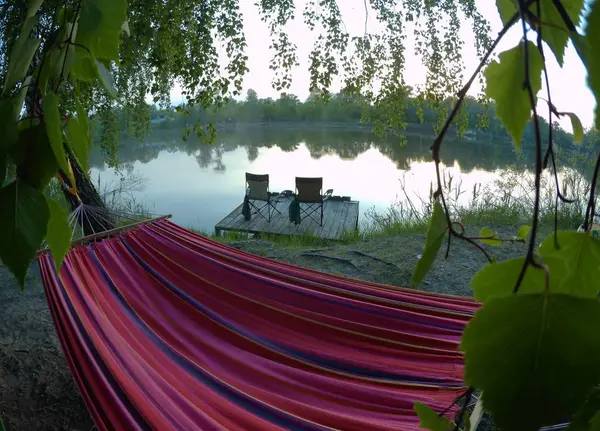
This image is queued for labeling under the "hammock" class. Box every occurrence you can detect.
[38,218,480,430]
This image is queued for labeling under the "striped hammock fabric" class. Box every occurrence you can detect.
[38,219,480,430]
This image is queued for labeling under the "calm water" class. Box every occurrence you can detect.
[89,127,524,232]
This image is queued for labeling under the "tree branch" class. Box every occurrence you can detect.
[513,0,545,293]
[584,153,600,231]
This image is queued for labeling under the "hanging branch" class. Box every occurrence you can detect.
[584,153,600,231]
[512,0,547,293]
[56,0,83,92]
[535,0,571,248]
[427,1,541,265]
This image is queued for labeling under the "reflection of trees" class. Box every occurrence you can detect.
[89,127,538,175]
[192,145,227,172]
[247,146,259,162]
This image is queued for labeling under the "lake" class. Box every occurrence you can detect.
[89,127,531,233]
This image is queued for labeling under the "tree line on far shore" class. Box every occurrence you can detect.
[131,88,594,152]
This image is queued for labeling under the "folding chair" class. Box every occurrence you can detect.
[245,173,281,222]
[295,177,327,226]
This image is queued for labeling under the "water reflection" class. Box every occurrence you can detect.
[87,128,557,232]
[90,128,527,174]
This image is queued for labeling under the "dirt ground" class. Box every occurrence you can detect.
[0,226,528,430]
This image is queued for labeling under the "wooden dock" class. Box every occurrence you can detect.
[214,195,359,240]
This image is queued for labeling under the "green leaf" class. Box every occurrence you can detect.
[471,257,545,302]
[43,92,73,183]
[414,402,453,431]
[3,16,40,94]
[0,100,19,154]
[538,231,600,298]
[517,225,531,240]
[74,98,91,150]
[67,117,89,171]
[538,0,584,67]
[479,227,501,246]
[0,180,50,287]
[496,0,517,24]
[77,0,127,61]
[45,198,71,273]
[564,112,584,144]
[71,50,98,81]
[461,293,600,431]
[15,125,59,189]
[27,0,44,16]
[484,41,544,151]
[573,31,590,70]
[586,1,600,129]
[494,0,584,66]
[412,201,447,286]
[95,61,117,97]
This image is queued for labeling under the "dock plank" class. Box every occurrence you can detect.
[331,201,350,240]
[214,195,359,241]
[343,202,360,234]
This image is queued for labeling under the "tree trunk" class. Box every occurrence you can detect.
[58,153,116,236]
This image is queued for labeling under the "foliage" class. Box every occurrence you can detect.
[45,199,71,272]
[0,0,498,284]
[0,0,599,429]
[461,293,600,431]
[414,402,453,430]
[146,88,588,152]
[411,201,447,286]
[412,0,600,429]
[484,41,543,150]
[0,180,50,287]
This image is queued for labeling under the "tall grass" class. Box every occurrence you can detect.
[362,163,596,238]
[43,171,154,237]
[95,172,154,224]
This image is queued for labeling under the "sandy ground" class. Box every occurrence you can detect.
[0,226,528,430]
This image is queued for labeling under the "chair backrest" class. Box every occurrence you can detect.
[246,173,269,201]
[295,177,323,203]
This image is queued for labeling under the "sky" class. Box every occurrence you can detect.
[169,0,596,132]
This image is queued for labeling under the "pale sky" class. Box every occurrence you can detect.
[169,0,596,132]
